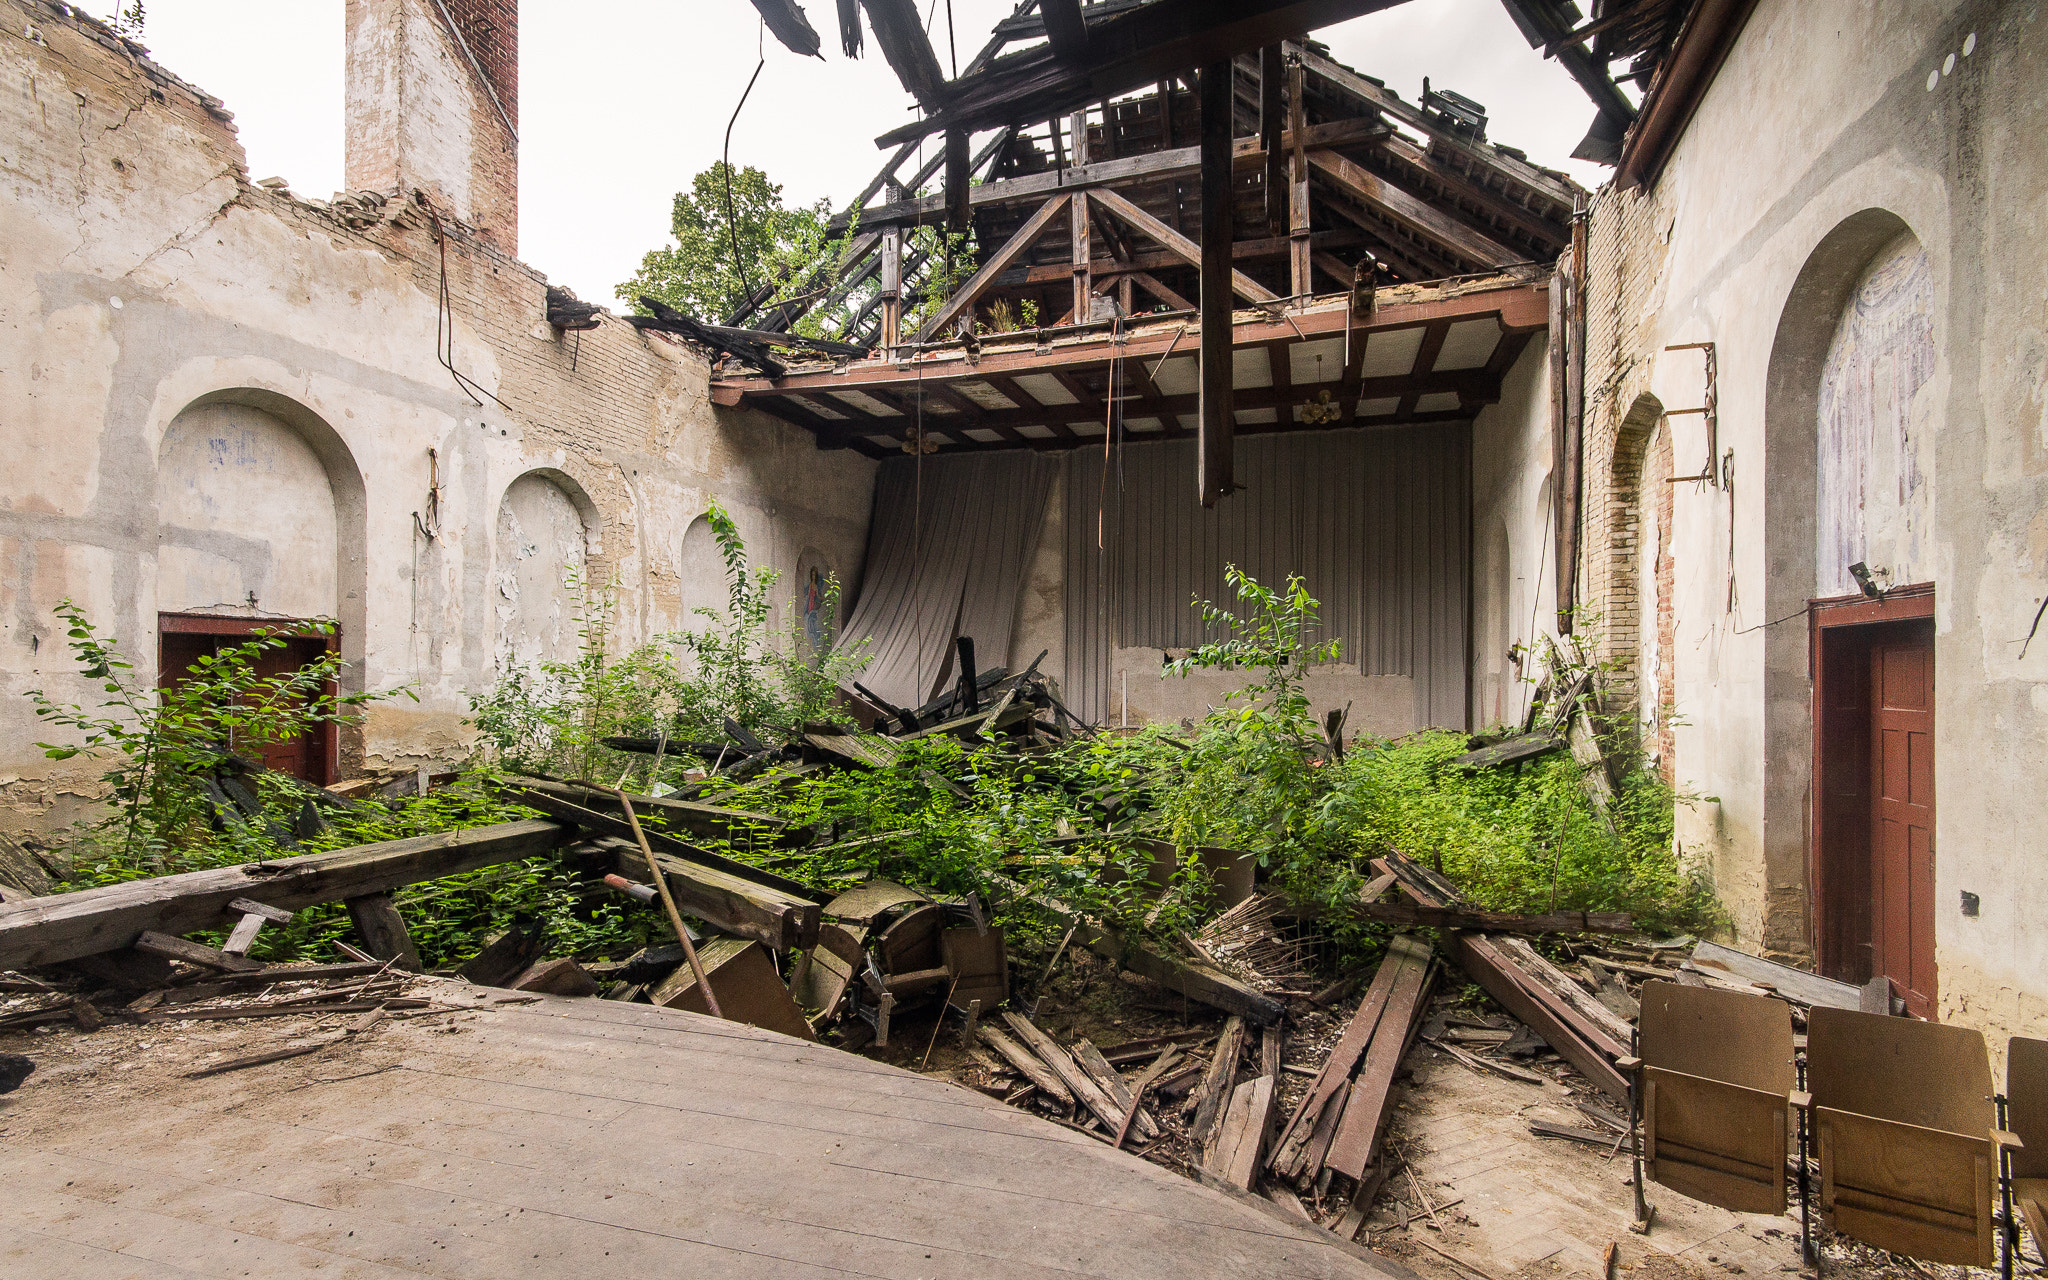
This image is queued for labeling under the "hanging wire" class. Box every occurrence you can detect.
[723,21,768,303]
[427,205,511,412]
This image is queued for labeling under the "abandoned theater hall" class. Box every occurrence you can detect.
[3,1,2047,1277]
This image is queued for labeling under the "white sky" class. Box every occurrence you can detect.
[126,1,1611,310]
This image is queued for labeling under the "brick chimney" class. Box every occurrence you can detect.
[345,0,518,255]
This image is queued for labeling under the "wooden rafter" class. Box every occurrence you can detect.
[913,193,1074,342]
[1307,150,1522,270]
[1089,188,1277,304]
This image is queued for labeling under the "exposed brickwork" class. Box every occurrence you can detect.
[1649,423,1675,783]
[440,0,515,131]
[1575,182,1674,753]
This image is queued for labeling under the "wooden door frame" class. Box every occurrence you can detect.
[1806,582,1934,985]
[157,613,341,785]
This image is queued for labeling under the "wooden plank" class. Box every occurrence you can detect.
[1269,936,1420,1171]
[515,786,826,910]
[914,194,1073,342]
[1307,149,1521,268]
[612,843,817,953]
[980,1024,1078,1107]
[509,777,802,854]
[1493,935,1634,1048]
[1073,1038,1160,1140]
[0,820,570,971]
[1345,900,1634,935]
[1188,1014,1246,1143]
[344,893,421,972]
[1459,933,1629,1103]
[1322,939,1435,1178]
[131,930,264,973]
[1222,1075,1277,1189]
[1197,56,1235,509]
[1689,939,1864,1010]
[1002,1012,1128,1132]
[219,913,267,957]
[1451,733,1564,769]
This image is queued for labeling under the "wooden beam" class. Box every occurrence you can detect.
[838,116,1388,230]
[1089,188,1276,304]
[914,193,1073,342]
[874,0,1413,147]
[0,821,571,971]
[1041,0,1090,61]
[1009,227,1366,287]
[1308,149,1522,269]
[944,129,971,232]
[345,892,421,971]
[1199,59,1236,507]
[1129,271,1194,312]
[985,373,1080,441]
[721,282,1552,399]
[1260,45,1286,234]
[1287,57,1312,303]
[879,218,903,352]
[1398,320,1450,419]
[859,0,948,109]
[1376,132,1569,249]
[1071,191,1093,323]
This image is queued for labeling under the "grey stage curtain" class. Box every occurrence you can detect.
[840,451,1059,710]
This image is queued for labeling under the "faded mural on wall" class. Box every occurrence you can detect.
[1816,232,1936,596]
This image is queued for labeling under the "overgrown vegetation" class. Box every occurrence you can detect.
[25,519,1712,982]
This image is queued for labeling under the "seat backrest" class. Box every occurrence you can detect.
[1808,1007,1994,1135]
[1639,980,1794,1094]
[2010,1036,2048,1179]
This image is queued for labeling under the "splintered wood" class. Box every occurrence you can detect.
[1189,894,1310,992]
[1267,934,1436,1187]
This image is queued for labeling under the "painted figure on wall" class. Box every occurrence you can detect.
[1816,233,1936,596]
[800,560,834,657]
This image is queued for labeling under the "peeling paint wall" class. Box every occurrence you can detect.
[1577,0,2048,1051]
[0,1,876,832]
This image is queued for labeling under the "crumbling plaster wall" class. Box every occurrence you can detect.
[0,2,875,835]
[1471,331,1558,732]
[1580,0,2048,1046]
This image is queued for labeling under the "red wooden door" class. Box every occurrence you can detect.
[1870,626,1935,1017]
[159,624,332,785]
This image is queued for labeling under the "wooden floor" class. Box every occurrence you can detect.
[0,982,1410,1278]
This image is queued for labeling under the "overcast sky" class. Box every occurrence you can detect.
[127,1,1611,309]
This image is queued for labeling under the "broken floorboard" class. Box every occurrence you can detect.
[0,980,1412,1278]
[0,820,572,971]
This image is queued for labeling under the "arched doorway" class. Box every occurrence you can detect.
[1766,212,1939,1011]
[153,392,364,784]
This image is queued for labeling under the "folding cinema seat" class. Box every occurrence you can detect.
[2009,1037,2047,1257]
[1631,980,1798,1215]
[1806,1008,2021,1268]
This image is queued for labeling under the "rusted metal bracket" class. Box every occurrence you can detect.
[1662,341,1718,486]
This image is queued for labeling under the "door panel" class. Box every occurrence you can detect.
[159,624,332,786]
[1871,626,1935,1017]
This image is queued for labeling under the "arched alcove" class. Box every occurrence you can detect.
[1762,208,1936,962]
[155,401,340,619]
[678,512,727,626]
[1602,392,1664,734]
[494,470,598,672]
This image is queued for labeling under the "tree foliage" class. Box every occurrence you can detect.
[617,162,834,325]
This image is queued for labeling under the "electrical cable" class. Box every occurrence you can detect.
[723,22,768,304]
[427,206,512,413]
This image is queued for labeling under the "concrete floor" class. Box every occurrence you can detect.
[0,980,1413,1279]
[1363,1042,1937,1280]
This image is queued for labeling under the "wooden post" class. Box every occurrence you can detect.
[1197,59,1235,507]
[880,182,903,354]
[613,789,724,1020]
[1158,80,1175,148]
[944,128,970,232]
[1287,55,1311,306]
[344,893,420,972]
[1068,108,1089,166]
[1260,45,1286,235]
[1071,191,1093,324]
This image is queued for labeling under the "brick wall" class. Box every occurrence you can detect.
[440,0,515,131]
[1575,182,1673,755]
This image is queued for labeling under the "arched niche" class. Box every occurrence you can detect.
[1604,392,1665,733]
[1762,208,1936,959]
[154,389,366,658]
[678,512,727,627]
[494,470,598,672]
